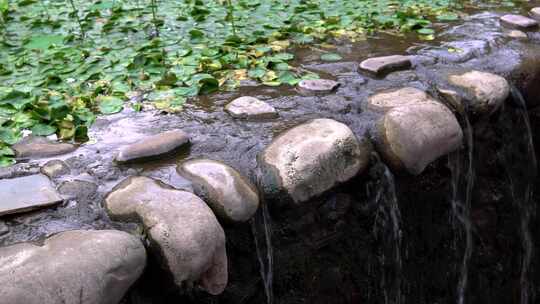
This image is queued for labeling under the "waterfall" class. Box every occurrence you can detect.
[371,161,403,304]
[448,110,475,304]
[251,201,274,304]
[502,86,538,304]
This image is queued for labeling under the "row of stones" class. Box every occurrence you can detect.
[0,9,531,304]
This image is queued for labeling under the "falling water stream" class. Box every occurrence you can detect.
[448,110,475,304]
[371,161,403,304]
[251,201,274,304]
[501,86,538,304]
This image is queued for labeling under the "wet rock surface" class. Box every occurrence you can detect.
[0,229,146,304]
[178,159,259,222]
[225,96,278,120]
[297,79,340,93]
[375,102,463,175]
[446,70,510,115]
[0,174,63,216]
[500,14,538,30]
[12,136,76,159]
[532,7,540,20]
[358,55,411,77]
[366,87,436,113]
[115,130,190,163]
[104,176,228,295]
[259,118,371,204]
[40,160,70,178]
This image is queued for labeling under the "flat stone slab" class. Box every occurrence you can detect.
[298,79,340,93]
[447,70,510,115]
[13,136,76,159]
[366,87,437,113]
[359,55,412,77]
[178,159,259,222]
[225,96,278,120]
[500,14,538,30]
[0,230,146,304]
[505,30,528,39]
[259,118,371,204]
[376,102,463,175]
[531,8,540,20]
[115,130,190,163]
[0,174,63,216]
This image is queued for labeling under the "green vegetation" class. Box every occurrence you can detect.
[0,0,512,165]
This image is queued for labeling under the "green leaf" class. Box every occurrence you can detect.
[437,13,459,22]
[0,0,8,13]
[0,127,21,145]
[320,53,343,62]
[31,124,56,136]
[191,74,219,95]
[417,28,435,35]
[25,35,65,50]
[98,96,124,114]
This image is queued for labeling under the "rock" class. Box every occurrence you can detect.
[115,130,190,163]
[375,102,463,175]
[178,159,259,222]
[358,55,412,77]
[0,229,146,304]
[258,118,371,204]
[447,70,510,115]
[420,40,488,63]
[531,8,540,20]
[298,79,340,94]
[0,174,63,216]
[366,87,436,113]
[225,96,278,120]
[0,220,9,236]
[12,136,77,159]
[104,176,228,295]
[41,160,70,178]
[58,179,98,201]
[500,14,538,30]
[506,30,528,39]
[0,162,40,179]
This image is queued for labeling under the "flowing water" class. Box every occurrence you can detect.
[251,201,274,304]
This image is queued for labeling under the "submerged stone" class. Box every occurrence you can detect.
[366,87,436,113]
[375,102,463,175]
[40,160,70,178]
[258,118,371,204]
[12,136,76,159]
[0,229,146,304]
[105,176,228,295]
[358,55,412,77]
[225,96,278,120]
[0,174,63,216]
[178,159,259,222]
[297,79,340,93]
[115,130,190,163]
[500,14,538,30]
[447,70,510,115]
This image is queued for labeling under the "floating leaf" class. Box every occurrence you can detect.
[98,96,124,114]
[25,35,65,50]
[320,53,343,62]
[31,124,56,136]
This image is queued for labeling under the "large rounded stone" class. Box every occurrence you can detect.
[258,118,371,204]
[178,159,259,222]
[104,176,227,295]
[359,55,412,77]
[447,70,510,115]
[0,229,146,304]
[366,87,436,113]
[500,14,538,30]
[531,8,540,20]
[115,130,190,163]
[375,102,463,175]
[225,96,278,120]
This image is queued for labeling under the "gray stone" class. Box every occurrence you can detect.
[500,14,538,30]
[0,163,40,179]
[178,159,259,222]
[41,160,70,178]
[115,130,190,163]
[258,118,371,204]
[298,79,340,93]
[505,30,528,39]
[225,96,278,120]
[58,179,98,201]
[0,174,63,216]
[421,40,488,63]
[0,229,146,304]
[12,137,77,159]
[105,176,228,295]
[531,8,540,20]
[375,102,463,175]
[0,220,8,236]
[447,70,510,115]
[359,55,412,77]
[366,87,437,113]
